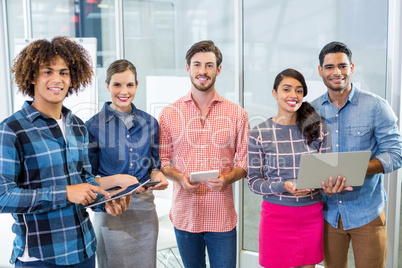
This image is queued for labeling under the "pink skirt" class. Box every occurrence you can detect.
[259,201,324,268]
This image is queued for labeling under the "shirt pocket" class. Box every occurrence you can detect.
[346,126,372,150]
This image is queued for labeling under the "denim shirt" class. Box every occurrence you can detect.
[85,102,160,183]
[311,85,402,230]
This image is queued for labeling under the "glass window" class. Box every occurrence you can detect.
[242,2,388,268]
[6,0,25,112]
[31,0,74,38]
[31,0,117,67]
[5,0,24,60]
[121,0,235,116]
[6,0,236,125]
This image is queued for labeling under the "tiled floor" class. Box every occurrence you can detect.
[157,247,211,268]
[157,248,183,268]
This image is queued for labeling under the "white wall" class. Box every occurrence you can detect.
[0,1,11,122]
[0,2,13,266]
[0,215,15,267]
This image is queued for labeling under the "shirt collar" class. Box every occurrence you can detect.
[347,84,359,105]
[183,90,224,106]
[320,83,359,106]
[103,101,137,123]
[22,101,72,123]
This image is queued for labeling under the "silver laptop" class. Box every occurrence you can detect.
[296,151,371,189]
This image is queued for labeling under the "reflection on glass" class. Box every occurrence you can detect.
[123,1,175,70]
[6,0,24,62]
[5,0,24,108]
[121,0,235,112]
[31,0,74,38]
[242,180,261,251]
[30,0,117,66]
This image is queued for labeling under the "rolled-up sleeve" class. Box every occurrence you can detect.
[373,99,402,173]
[158,107,173,168]
[234,109,250,172]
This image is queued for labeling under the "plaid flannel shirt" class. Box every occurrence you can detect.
[0,101,97,265]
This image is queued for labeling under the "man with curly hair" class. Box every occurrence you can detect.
[0,36,136,267]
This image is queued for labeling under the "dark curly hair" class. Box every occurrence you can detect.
[11,36,93,98]
[273,68,322,145]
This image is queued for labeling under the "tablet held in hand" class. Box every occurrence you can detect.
[190,170,219,184]
[85,179,150,208]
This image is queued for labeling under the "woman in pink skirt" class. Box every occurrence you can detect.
[247,69,347,268]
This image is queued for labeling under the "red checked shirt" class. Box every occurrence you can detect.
[159,91,250,232]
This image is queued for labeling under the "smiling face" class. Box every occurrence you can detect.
[107,70,138,113]
[272,76,304,117]
[186,52,221,93]
[31,56,71,117]
[319,52,354,92]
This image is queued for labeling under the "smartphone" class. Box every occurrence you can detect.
[142,181,160,189]
[105,186,122,192]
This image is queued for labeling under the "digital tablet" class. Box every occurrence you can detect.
[85,179,150,208]
[296,151,371,189]
[190,170,219,183]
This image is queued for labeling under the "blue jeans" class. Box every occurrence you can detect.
[15,254,95,268]
[174,227,237,268]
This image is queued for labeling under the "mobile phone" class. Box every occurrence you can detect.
[142,181,160,189]
[105,186,122,192]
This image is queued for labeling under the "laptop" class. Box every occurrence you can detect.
[296,151,371,189]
